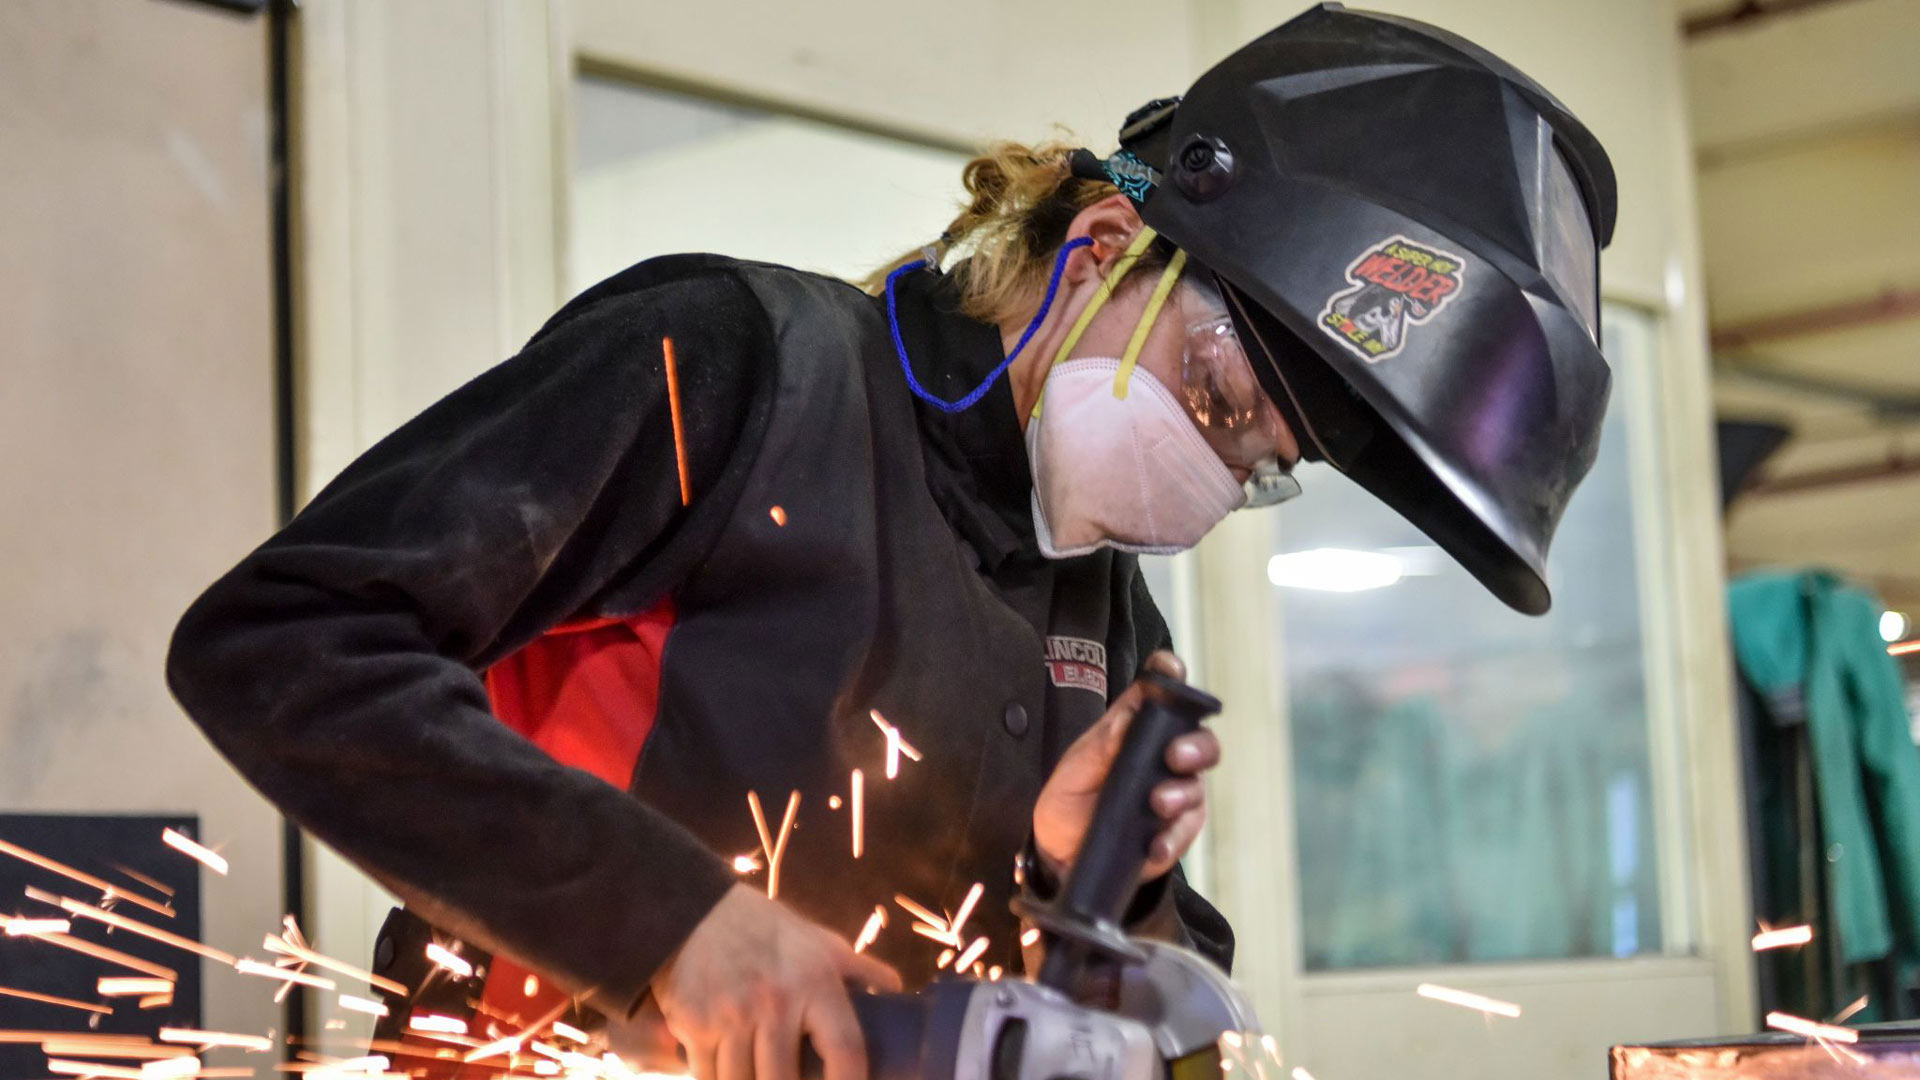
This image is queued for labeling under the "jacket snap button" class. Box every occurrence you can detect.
[1003,702,1030,737]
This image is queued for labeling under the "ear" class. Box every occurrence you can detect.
[1064,193,1146,280]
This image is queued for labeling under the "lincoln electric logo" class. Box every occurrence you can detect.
[1318,236,1466,362]
[1045,636,1107,697]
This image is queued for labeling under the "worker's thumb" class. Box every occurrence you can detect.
[839,949,903,994]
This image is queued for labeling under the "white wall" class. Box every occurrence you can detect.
[0,0,282,1058]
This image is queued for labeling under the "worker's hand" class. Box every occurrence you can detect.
[1032,651,1220,882]
[652,884,902,1080]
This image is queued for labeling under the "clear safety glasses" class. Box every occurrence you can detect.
[1041,227,1302,509]
[1177,284,1302,508]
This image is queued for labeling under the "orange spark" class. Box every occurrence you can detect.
[234,958,336,990]
[423,943,473,979]
[949,883,984,940]
[109,864,176,898]
[868,710,922,779]
[1767,1011,1858,1043]
[732,853,761,874]
[1834,996,1869,1023]
[136,992,174,1010]
[662,337,691,507]
[38,1038,190,1060]
[953,936,989,972]
[1291,1069,1316,1080]
[549,1021,590,1044]
[32,889,237,966]
[465,995,572,1063]
[936,949,955,970]
[1751,925,1813,951]
[523,974,540,997]
[1020,927,1041,948]
[160,829,228,876]
[828,795,842,810]
[98,977,174,996]
[159,1028,273,1052]
[339,994,389,1018]
[0,914,177,979]
[853,907,886,954]
[910,923,957,947]
[0,984,111,1015]
[772,790,801,900]
[47,1060,148,1079]
[770,506,788,526]
[1415,983,1521,1018]
[987,966,1002,981]
[1818,1036,1870,1067]
[851,769,865,859]
[748,792,776,876]
[0,837,173,919]
[139,1058,204,1079]
[892,894,946,931]
[1889,640,1918,656]
[748,790,801,900]
[265,917,409,996]
[4,918,71,937]
[409,1014,468,1036]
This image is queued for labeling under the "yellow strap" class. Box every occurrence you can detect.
[1112,249,1187,399]
[1031,227,1161,420]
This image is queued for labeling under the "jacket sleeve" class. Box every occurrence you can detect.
[166,266,776,1014]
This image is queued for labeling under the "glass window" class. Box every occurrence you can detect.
[1282,303,1662,970]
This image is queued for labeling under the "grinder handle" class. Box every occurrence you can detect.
[1038,671,1220,989]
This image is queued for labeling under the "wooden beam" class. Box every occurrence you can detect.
[1748,451,1920,496]
[1682,0,1872,39]
[1711,287,1920,350]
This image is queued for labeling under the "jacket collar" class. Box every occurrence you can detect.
[883,265,1040,571]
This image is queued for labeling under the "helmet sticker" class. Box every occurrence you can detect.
[1317,236,1466,363]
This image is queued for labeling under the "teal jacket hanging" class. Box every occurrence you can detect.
[1728,570,1920,968]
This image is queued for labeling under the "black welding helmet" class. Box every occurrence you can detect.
[1088,3,1617,614]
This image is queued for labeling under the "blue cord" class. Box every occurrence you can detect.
[886,236,1092,414]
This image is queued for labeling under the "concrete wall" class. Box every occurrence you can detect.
[0,0,282,1051]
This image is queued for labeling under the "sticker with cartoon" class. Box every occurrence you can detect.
[1317,235,1466,362]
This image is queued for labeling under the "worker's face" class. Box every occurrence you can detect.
[1066,272,1302,484]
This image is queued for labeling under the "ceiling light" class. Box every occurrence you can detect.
[1882,611,1909,644]
[1268,547,1405,592]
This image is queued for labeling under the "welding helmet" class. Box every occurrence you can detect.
[1081,2,1617,614]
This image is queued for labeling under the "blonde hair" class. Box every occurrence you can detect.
[862,140,1166,328]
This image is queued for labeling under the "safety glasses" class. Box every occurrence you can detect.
[1041,227,1304,509]
[1177,288,1302,508]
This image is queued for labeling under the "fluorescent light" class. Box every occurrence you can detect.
[1268,548,1405,592]
[1882,610,1909,643]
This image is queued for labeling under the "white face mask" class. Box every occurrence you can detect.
[1026,357,1248,558]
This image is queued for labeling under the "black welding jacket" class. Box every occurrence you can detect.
[166,254,1232,1016]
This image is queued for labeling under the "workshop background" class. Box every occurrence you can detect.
[1,1,1915,1078]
